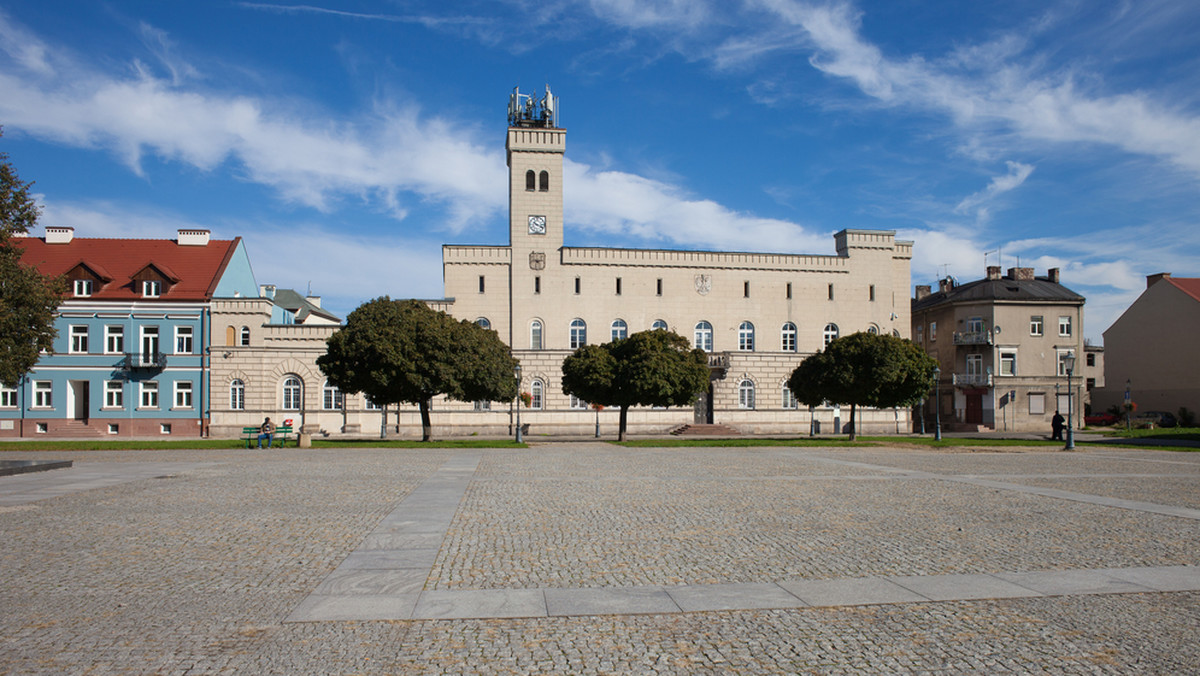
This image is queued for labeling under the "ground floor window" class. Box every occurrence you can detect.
[1028,392,1045,415]
[33,381,52,408]
[782,386,797,410]
[570,395,588,410]
[323,382,343,410]
[283,376,302,410]
[104,381,123,408]
[230,379,245,410]
[140,381,159,409]
[531,379,544,410]
[474,400,491,411]
[739,379,756,409]
[174,381,193,409]
[0,385,16,408]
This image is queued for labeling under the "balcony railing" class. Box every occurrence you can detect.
[121,351,167,370]
[952,372,992,387]
[953,331,993,346]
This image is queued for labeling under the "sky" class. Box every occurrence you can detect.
[2,1,1199,344]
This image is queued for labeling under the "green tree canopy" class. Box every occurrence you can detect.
[561,329,710,441]
[0,127,62,387]
[787,331,937,440]
[317,297,518,441]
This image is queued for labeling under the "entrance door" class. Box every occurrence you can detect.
[693,383,715,424]
[69,380,89,421]
[965,392,983,425]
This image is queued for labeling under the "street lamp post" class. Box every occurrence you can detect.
[514,363,523,444]
[1063,354,1076,450]
[933,366,942,441]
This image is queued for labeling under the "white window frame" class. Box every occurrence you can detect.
[73,279,93,297]
[651,319,668,331]
[823,323,840,347]
[531,379,544,410]
[105,326,124,354]
[1,384,18,408]
[476,317,491,330]
[323,381,343,410]
[69,325,89,354]
[1057,349,1076,377]
[1030,315,1044,336]
[140,381,159,409]
[142,280,161,298]
[611,319,628,342]
[282,376,302,411]
[738,379,756,410]
[781,323,797,352]
[33,381,52,408]
[365,397,381,411]
[1058,316,1072,337]
[104,381,123,409]
[966,354,983,377]
[569,319,587,349]
[530,320,543,350]
[140,326,160,365]
[967,316,984,333]
[174,381,193,409]
[694,321,713,352]
[999,349,1017,376]
[738,322,755,351]
[570,394,588,410]
[230,379,245,411]
[240,326,251,346]
[175,326,194,354]
[782,386,797,410]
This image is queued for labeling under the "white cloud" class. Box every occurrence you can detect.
[955,161,1035,215]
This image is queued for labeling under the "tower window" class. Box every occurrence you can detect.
[744,281,750,298]
[786,282,792,299]
[575,277,581,295]
[479,275,485,293]
[656,278,663,296]
[615,278,622,295]
[539,170,549,192]
[869,284,876,301]
[535,276,541,294]
[525,170,535,191]
[828,283,834,300]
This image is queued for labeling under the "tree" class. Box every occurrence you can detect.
[562,329,710,441]
[787,332,937,440]
[0,127,62,387]
[317,297,518,441]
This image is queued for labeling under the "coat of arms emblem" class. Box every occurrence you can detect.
[529,252,546,270]
[695,274,712,295]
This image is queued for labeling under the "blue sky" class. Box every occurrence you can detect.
[2,1,1198,343]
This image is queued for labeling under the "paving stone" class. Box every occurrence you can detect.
[545,587,681,616]
[412,589,547,619]
[777,576,929,607]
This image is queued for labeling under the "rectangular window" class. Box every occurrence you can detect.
[615,278,622,295]
[140,381,159,409]
[365,398,381,411]
[574,277,581,294]
[569,395,588,410]
[916,325,924,344]
[786,282,792,299]
[869,284,876,302]
[966,354,983,377]
[1029,393,1045,415]
[999,350,1017,376]
[174,381,193,408]
[104,381,123,408]
[656,278,663,296]
[70,325,89,353]
[967,316,984,333]
[1058,316,1072,337]
[175,326,194,354]
[1086,353,1095,367]
[140,326,160,365]
[782,387,797,410]
[1030,315,1043,336]
[1057,394,1070,414]
[929,322,937,342]
[473,400,491,411]
[1057,350,1076,377]
[33,381,52,408]
[744,281,750,298]
[142,280,161,298]
[105,326,124,354]
[107,424,119,435]
[478,275,485,293]
[0,385,17,408]
[534,276,541,294]
[323,385,344,410]
[828,283,834,300]
[74,279,93,297]
[160,423,171,435]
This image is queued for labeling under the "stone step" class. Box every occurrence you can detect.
[670,424,740,436]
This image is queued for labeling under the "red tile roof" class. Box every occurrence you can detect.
[14,235,241,302]
[1168,277,1200,304]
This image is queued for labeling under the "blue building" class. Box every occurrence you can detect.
[2,227,258,437]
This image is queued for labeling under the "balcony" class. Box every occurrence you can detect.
[121,352,167,371]
[707,352,730,380]
[953,331,993,346]
[952,372,992,387]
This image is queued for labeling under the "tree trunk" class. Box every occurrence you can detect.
[618,405,629,442]
[419,399,433,442]
[848,403,857,441]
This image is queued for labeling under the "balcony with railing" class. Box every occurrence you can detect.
[706,352,730,379]
[953,331,993,346]
[121,352,167,371]
[952,372,992,387]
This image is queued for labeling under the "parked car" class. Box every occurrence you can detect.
[1133,411,1177,428]
[1084,412,1118,426]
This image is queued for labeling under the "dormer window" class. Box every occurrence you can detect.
[73,279,93,297]
[142,280,162,298]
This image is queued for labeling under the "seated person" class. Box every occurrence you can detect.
[257,417,276,448]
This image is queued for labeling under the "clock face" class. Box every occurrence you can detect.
[528,215,547,234]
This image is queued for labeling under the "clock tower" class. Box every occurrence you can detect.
[507,86,564,252]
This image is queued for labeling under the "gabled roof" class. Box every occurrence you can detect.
[913,275,1084,312]
[14,235,241,302]
[1167,277,1200,303]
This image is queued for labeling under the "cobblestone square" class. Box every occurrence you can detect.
[1,444,1198,674]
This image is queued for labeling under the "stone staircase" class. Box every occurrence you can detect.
[670,424,740,436]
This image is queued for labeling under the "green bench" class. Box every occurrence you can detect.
[241,425,294,448]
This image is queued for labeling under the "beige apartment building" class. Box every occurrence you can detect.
[435,87,916,436]
[912,266,1086,433]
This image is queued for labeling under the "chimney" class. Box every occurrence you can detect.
[1006,267,1034,281]
[1047,268,1060,283]
[260,284,276,299]
[1147,272,1172,289]
[915,285,931,301]
[177,229,211,246]
[306,296,322,308]
[45,226,75,244]
[986,266,1001,280]
[938,278,954,293]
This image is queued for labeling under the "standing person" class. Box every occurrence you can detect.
[1051,410,1065,441]
[257,417,276,449]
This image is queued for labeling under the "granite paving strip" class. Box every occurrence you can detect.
[0,461,212,505]
[286,452,481,622]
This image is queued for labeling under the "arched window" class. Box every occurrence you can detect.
[892,329,901,338]
[781,322,797,352]
[611,319,628,341]
[239,326,251,346]
[823,323,840,347]
[525,170,535,191]
[226,326,236,346]
[570,319,587,349]
[694,321,713,352]
[782,385,798,410]
[476,317,491,330]
[738,322,755,351]
[539,170,549,192]
[739,379,756,409]
[530,320,543,350]
[230,379,245,410]
[282,376,302,410]
[322,381,343,410]
[867,324,879,335]
[531,379,544,410]
[651,319,668,331]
